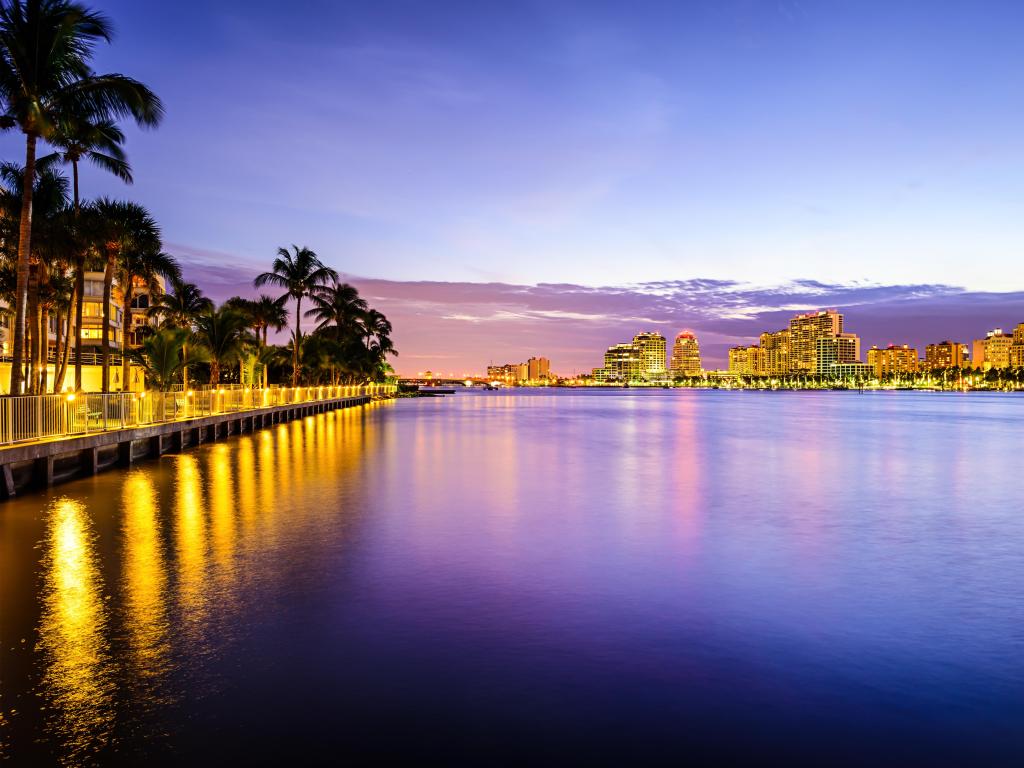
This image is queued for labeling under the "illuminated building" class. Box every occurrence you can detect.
[924,340,968,369]
[127,274,166,346]
[760,329,790,375]
[746,345,768,376]
[972,328,1013,370]
[604,343,642,382]
[632,332,667,379]
[867,344,919,377]
[527,356,550,380]
[1013,323,1024,367]
[77,271,127,350]
[815,333,860,374]
[728,346,748,374]
[789,310,843,373]
[670,332,702,376]
[820,361,873,380]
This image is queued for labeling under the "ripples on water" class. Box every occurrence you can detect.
[0,391,1023,764]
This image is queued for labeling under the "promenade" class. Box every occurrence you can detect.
[0,384,396,498]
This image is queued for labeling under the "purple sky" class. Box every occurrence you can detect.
[3,1,1024,372]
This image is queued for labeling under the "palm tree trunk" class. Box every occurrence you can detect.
[181,342,189,391]
[55,301,72,392]
[10,133,36,395]
[101,251,115,392]
[292,295,301,386]
[72,161,85,391]
[121,283,133,391]
[262,326,269,387]
[210,359,220,386]
[38,306,48,394]
[27,264,39,394]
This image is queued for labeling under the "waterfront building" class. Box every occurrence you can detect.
[789,310,843,373]
[632,332,667,379]
[867,344,919,378]
[604,343,642,382]
[126,274,166,346]
[972,329,1014,370]
[1013,323,1024,367]
[77,271,127,351]
[760,329,790,375]
[746,345,768,376]
[925,340,968,369]
[820,361,873,380]
[527,356,551,381]
[815,333,860,374]
[670,332,702,376]
[728,346,748,374]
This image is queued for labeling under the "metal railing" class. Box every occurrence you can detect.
[0,383,397,446]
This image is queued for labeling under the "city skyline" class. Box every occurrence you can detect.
[1,0,1023,375]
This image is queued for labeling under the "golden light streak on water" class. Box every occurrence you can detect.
[209,443,238,583]
[121,472,170,689]
[36,497,115,763]
[173,455,209,636]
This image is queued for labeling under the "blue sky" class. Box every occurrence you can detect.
[2,0,1022,370]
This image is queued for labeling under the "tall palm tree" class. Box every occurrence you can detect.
[42,115,132,390]
[0,0,163,394]
[254,245,337,386]
[147,277,211,389]
[0,160,69,392]
[192,305,251,386]
[362,308,395,357]
[225,293,288,386]
[82,198,159,392]
[116,247,179,389]
[307,280,367,344]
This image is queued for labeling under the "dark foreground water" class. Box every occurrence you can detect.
[1,390,1023,765]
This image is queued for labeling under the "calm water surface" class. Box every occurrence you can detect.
[1,390,1023,764]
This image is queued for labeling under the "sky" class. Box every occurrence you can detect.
[3,0,1023,373]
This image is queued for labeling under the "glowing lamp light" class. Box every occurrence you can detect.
[464,380,473,387]
[65,393,76,402]
[186,390,194,398]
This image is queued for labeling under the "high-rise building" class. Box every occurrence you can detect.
[972,329,1013,370]
[527,356,550,380]
[925,341,968,369]
[604,343,641,382]
[1013,323,1024,367]
[759,329,790,376]
[728,346,748,374]
[815,333,860,377]
[670,332,702,376]
[632,332,667,379]
[867,344,919,377]
[746,345,768,376]
[789,310,843,373]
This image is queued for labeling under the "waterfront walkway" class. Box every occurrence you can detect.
[0,384,396,498]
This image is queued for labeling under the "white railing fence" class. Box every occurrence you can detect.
[0,384,396,446]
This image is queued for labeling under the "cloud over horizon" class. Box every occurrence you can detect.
[168,243,1024,376]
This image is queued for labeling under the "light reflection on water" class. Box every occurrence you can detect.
[37,498,115,763]
[1,393,1024,763]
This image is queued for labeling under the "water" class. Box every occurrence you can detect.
[1,390,1023,764]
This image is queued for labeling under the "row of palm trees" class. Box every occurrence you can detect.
[132,250,396,392]
[0,0,163,394]
[0,1,396,395]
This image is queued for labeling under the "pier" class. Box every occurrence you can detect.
[0,384,396,498]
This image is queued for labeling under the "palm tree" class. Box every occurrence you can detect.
[127,326,190,391]
[254,245,337,386]
[82,198,160,392]
[0,0,163,394]
[147,278,211,389]
[42,116,132,390]
[362,307,395,358]
[192,305,251,386]
[116,248,180,390]
[307,280,367,343]
[0,160,70,392]
[225,293,287,386]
